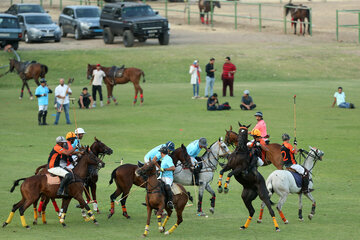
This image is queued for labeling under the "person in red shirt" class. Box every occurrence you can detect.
[221,56,236,97]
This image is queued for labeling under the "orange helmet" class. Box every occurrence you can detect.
[66,132,76,140]
[251,129,261,137]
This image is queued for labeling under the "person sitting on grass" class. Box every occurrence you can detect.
[240,90,256,110]
[332,87,355,109]
[207,93,231,111]
[78,87,94,109]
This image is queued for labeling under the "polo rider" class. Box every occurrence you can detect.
[186,137,208,186]
[73,127,86,150]
[65,132,77,170]
[247,129,269,170]
[143,141,175,164]
[281,133,310,193]
[252,111,269,144]
[48,136,77,196]
[159,147,176,209]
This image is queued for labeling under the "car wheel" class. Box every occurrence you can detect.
[55,37,61,43]
[74,27,82,40]
[138,37,147,43]
[60,25,67,37]
[103,27,114,44]
[24,32,31,43]
[123,30,134,47]
[158,31,169,45]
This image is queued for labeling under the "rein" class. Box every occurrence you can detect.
[201,142,229,172]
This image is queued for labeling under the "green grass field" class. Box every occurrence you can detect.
[0,41,360,240]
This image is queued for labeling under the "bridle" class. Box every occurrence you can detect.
[201,141,231,172]
[301,148,322,173]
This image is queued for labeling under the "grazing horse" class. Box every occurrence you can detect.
[137,161,190,237]
[222,123,280,231]
[2,149,104,228]
[174,138,230,216]
[258,147,324,224]
[284,2,311,35]
[198,0,221,25]
[8,59,48,100]
[107,145,192,219]
[87,64,145,105]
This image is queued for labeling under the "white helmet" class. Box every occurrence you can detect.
[75,128,86,134]
[56,136,67,143]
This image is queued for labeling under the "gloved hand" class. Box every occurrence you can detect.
[255,142,261,147]
[160,168,165,172]
[293,139,297,145]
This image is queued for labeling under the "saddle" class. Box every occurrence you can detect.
[46,174,61,185]
[20,61,37,75]
[287,170,302,188]
[109,65,125,81]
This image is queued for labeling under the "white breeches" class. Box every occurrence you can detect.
[161,177,173,186]
[48,167,69,177]
[67,163,74,170]
[257,157,264,167]
[39,105,48,111]
[290,164,305,175]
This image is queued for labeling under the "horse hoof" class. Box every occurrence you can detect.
[197,212,207,217]
[94,220,99,225]
[299,218,304,222]
[209,208,214,214]
[257,219,262,223]
[115,102,118,105]
[239,226,246,230]
[224,188,229,194]
[30,96,33,100]
[164,231,170,235]
[308,214,313,220]
[142,234,147,238]
[217,187,223,193]
[62,223,67,228]
[19,97,22,100]
[284,220,289,224]
[33,220,37,225]
[275,227,280,232]
[43,221,47,224]
[159,226,164,232]
[25,225,30,229]
[2,222,8,228]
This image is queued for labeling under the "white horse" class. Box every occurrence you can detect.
[257,146,324,224]
[174,138,230,216]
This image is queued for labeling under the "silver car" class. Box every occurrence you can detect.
[18,13,61,43]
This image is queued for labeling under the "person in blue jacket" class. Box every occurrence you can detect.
[35,78,52,125]
[143,141,175,164]
[186,137,208,185]
[159,147,176,209]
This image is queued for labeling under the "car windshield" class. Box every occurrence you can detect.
[0,17,19,28]
[18,5,45,13]
[25,15,53,24]
[122,6,156,18]
[76,8,100,18]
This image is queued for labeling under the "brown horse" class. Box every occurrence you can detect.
[137,161,190,237]
[35,137,113,215]
[9,59,48,99]
[199,0,221,25]
[2,149,104,228]
[87,64,145,105]
[284,1,311,35]
[107,144,192,219]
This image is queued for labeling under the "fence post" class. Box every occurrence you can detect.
[21,0,24,3]
[60,0,62,11]
[80,0,82,5]
[235,0,237,29]
[309,8,312,36]
[284,8,287,34]
[210,0,213,27]
[40,0,43,6]
[258,3,262,32]
[11,0,13,5]
[336,10,339,41]
[50,0,52,7]
[187,1,190,25]
[358,12,360,43]
[165,0,168,19]
[100,0,103,8]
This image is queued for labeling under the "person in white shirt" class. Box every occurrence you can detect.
[189,60,201,99]
[332,87,355,109]
[54,78,72,125]
[91,64,106,107]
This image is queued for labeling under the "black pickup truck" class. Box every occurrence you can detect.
[99,2,169,47]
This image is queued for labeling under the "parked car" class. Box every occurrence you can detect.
[0,13,22,50]
[100,2,170,47]
[18,13,61,43]
[59,5,103,40]
[5,3,46,15]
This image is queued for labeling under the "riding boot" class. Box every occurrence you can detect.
[57,173,72,197]
[38,111,43,125]
[42,111,48,125]
[193,163,202,186]
[164,185,173,209]
[301,170,310,193]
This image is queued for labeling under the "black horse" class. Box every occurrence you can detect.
[284,2,311,35]
[199,0,221,25]
[221,122,280,231]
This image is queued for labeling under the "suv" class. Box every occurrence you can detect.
[59,6,103,40]
[5,3,46,15]
[0,14,22,50]
[100,2,169,47]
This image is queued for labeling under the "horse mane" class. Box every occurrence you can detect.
[201,141,215,158]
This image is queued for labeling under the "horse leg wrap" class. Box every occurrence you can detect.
[224,177,230,188]
[133,95,138,104]
[218,175,223,186]
[5,212,14,224]
[107,97,111,104]
[20,215,28,228]
[291,18,294,27]
[41,211,46,223]
[140,94,144,102]
[88,210,95,220]
[143,224,149,236]
[162,216,170,228]
[272,216,280,229]
[197,201,202,213]
[59,213,66,224]
[168,223,178,234]
[298,209,303,219]
[200,16,205,24]
[38,200,44,213]
[157,215,163,230]
[278,210,287,223]
[92,200,98,212]
[244,216,252,228]
[311,203,316,214]
[210,196,216,208]
[33,208,38,221]
[52,199,59,213]
[258,208,264,220]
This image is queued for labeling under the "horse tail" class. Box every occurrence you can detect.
[40,65,48,78]
[10,178,27,193]
[109,168,117,185]
[141,71,145,83]
[187,191,193,203]
[34,164,47,175]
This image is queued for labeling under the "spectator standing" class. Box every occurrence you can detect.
[205,58,216,97]
[221,56,236,97]
[189,60,201,99]
[78,87,93,109]
[91,64,106,107]
[54,78,72,125]
[332,87,355,109]
[240,90,256,110]
[35,78,52,125]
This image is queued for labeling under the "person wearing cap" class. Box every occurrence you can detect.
[48,136,77,196]
[143,141,175,164]
[35,78,52,125]
[281,133,310,193]
[221,57,236,97]
[240,90,256,110]
[186,137,208,185]
[78,87,94,109]
[332,87,355,109]
[91,64,106,108]
[205,58,216,98]
[159,146,176,209]
[64,132,77,170]
[247,129,269,170]
[73,128,86,149]
[189,60,202,99]
[252,111,268,143]
[54,78,72,125]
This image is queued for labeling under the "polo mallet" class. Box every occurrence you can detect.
[293,95,297,143]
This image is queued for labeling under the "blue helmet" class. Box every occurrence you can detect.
[165,141,175,152]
